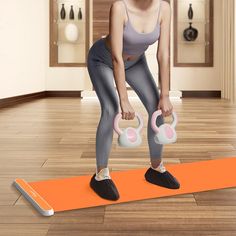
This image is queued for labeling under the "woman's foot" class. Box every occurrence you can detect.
[145,161,180,189]
[90,167,120,201]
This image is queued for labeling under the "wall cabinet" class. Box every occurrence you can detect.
[50,0,90,67]
[173,0,214,67]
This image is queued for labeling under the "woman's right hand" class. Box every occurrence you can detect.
[120,99,135,120]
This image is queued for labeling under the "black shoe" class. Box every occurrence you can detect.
[145,168,180,189]
[90,174,120,201]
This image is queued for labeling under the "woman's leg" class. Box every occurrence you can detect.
[87,55,120,200]
[87,61,119,172]
[125,54,164,167]
[125,54,180,189]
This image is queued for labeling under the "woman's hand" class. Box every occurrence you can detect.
[120,99,135,120]
[157,95,173,117]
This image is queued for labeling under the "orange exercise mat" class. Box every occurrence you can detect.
[14,157,236,216]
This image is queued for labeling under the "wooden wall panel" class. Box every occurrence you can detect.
[93,0,115,42]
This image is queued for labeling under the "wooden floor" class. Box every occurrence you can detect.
[0,97,236,236]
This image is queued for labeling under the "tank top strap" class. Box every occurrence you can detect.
[157,0,162,24]
[122,0,130,20]
[122,0,162,25]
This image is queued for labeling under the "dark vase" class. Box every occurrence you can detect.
[69,5,75,20]
[60,4,66,20]
[188,3,193,20]
[183,23,198,41]
[78,7,82,20]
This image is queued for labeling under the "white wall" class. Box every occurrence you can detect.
[45,0,93,91]
[0,0,46,99]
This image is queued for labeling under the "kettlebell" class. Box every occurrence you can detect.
[113,112,144,148]
[151,110,178,145]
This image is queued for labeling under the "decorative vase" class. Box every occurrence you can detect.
[188,3,193,20]
[65,23,79,42]
[78,7,82,20]
[183,23,198,41]
[69,5,75,20]
[60,4,66,20]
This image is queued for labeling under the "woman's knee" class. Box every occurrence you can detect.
[146,103,158,116]
[147,106,164,126]
[102,103,119,119]
[144,92,160,115]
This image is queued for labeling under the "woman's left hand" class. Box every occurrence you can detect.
[157,95,173,117]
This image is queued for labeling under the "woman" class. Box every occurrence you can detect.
[87,0,180,201]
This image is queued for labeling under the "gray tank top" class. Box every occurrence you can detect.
[122,0,162,55]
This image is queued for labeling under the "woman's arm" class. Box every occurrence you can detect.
[108,1,135,120]
[156,1,172,116]
[109,2,127,101]
[157,1,171,96]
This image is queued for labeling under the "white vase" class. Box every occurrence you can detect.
[64,23,79,42]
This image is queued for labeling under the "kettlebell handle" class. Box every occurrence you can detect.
[151,109,178,133]
[113,112,144,135]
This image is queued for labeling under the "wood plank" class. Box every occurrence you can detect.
[194,188,236,206]
[0,225,50,236]
[0,206,104,224]
[47,222,236,236]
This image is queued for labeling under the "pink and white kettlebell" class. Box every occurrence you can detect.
[151,110,178,145]
[113,112,144,148]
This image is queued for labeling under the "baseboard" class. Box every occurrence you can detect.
[0,91,82,108]
[0,91,46,108]
[45,91,82,97]
[181,91,221,98]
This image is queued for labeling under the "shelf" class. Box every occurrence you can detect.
[56,19,85,23]
[56,41,85,45]
[57,0,84,3]
[178,0,207,3]
[179,21,210,24]
[178,40,210,45]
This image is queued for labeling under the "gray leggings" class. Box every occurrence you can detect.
[87,38,164,168]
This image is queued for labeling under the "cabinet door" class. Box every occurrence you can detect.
[50,0,90,67]
[173,0,214,67]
